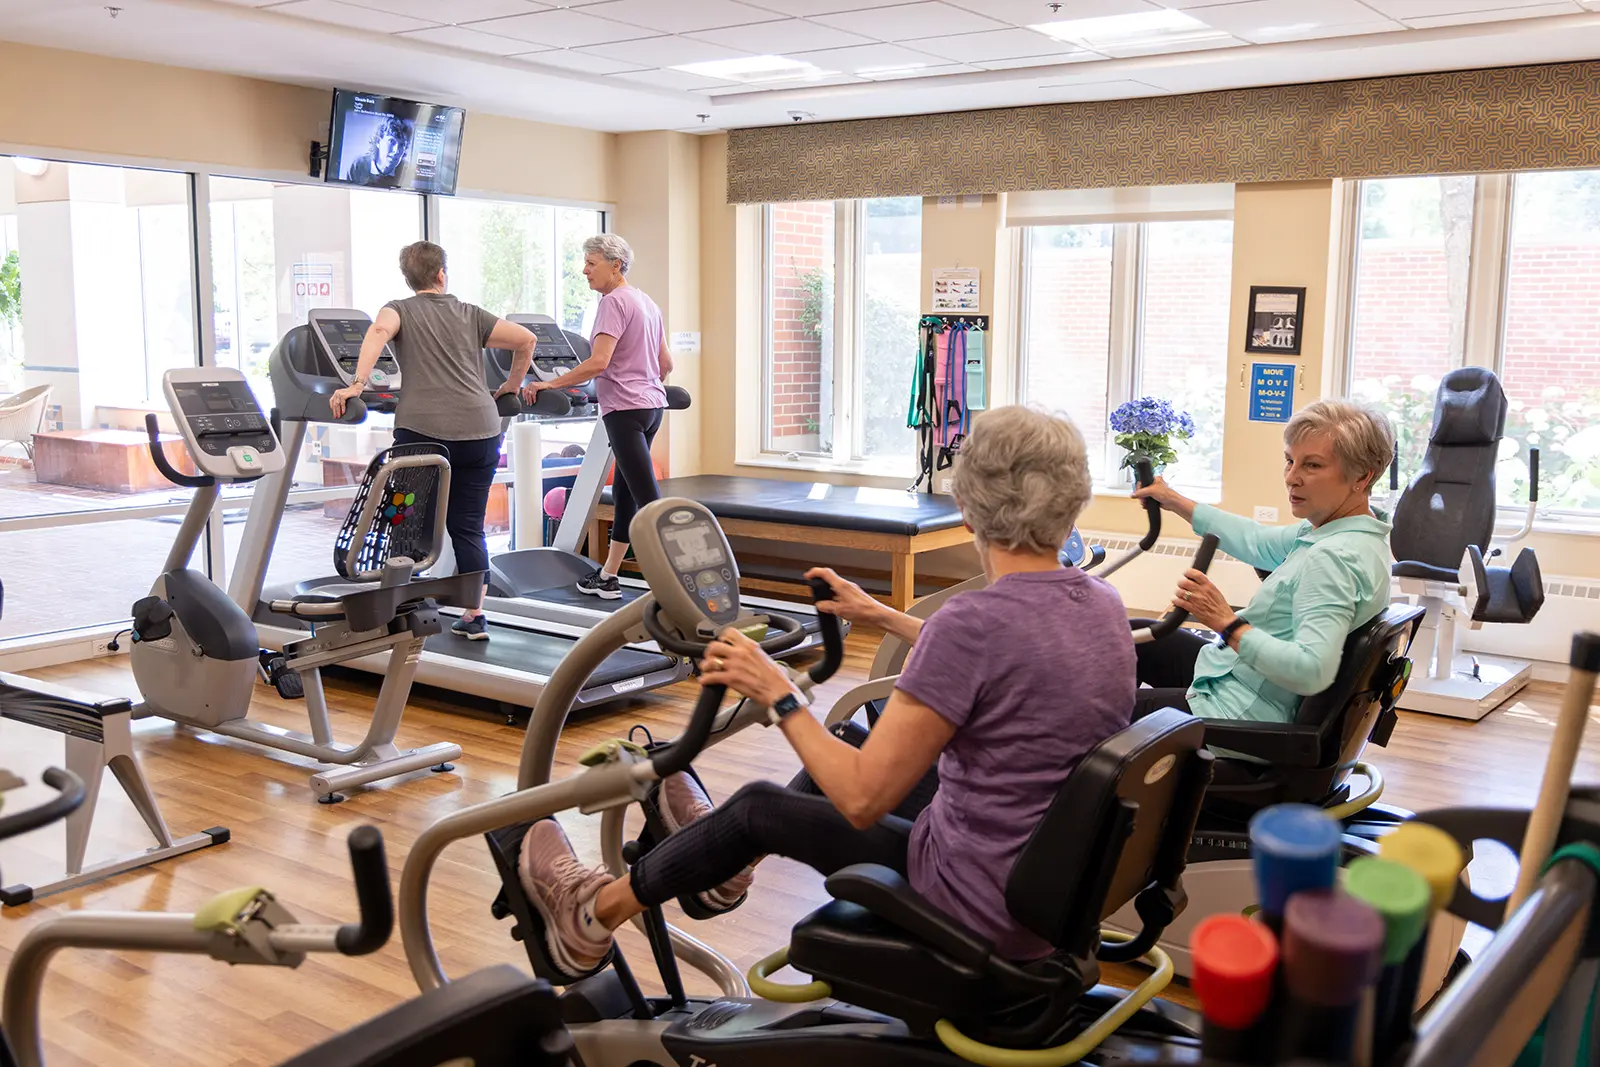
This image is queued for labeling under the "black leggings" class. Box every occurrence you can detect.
[629,781,915,909]
[604,407,663,545]
[392,429,502,582]
[1130,619,1208,720]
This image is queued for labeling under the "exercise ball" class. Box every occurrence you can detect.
[560,444,586,458]
[544,486,568,520]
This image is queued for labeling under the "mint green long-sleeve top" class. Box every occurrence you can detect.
[1186,503,1392,723]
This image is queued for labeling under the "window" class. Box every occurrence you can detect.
[1342,170,1600,519]
[762,197,920,464]
[435,198,603,332]
[1346,176,1477,477]
[1021,218,1233,492]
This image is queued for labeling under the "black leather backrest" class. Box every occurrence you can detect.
[1005,709,1209,954]
[1294,604,1425,765]
[1391,367,1507,569]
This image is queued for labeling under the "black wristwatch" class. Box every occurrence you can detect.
[768,689,808,725]
[1216,617,1248,648]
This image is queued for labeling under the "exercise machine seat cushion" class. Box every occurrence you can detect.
[1200,604,1424,814]
[163,569,259,662]
[1469,544,1545,625]
[787,709,1211,1027]
[1391,367,1507,580]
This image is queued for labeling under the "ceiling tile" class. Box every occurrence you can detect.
[513,48,646,73]
[1184,0,1399,40]
[584,34,753,64]
[975,52,1102,68]
[267,0,437,32]
[690,17,874,50]
[347,0,544,22]
[904,25,1087,60]
[812,2,1010,40]
[610,67,740,90]
[941,0,1162,25]
[395,24,539,53]
[739,0,884,14]
[1296,0,1556,14]
[467,6,657,46]
[1093,32,1246,55]
[784,40,948,73]
[576,0,780,33]
[1403,1,1581,24]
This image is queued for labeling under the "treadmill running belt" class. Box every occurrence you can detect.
[422,621,675,688]
[524,584,824,637]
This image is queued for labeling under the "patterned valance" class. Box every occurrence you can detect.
[727,61,1600,204]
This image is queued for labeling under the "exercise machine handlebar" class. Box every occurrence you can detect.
[1133,534,1221,645]
[806,576,846,685]
[143,413,215,489]
[1134,458,1161,551]
[334,825,394,955]
[0,769,85,843]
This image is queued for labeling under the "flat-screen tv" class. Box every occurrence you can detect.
[325,89,465,196]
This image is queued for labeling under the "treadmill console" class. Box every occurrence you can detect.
[162,368,285,479]
[636,500,741,628]
[307,309,403,409]
[505,313,597,413]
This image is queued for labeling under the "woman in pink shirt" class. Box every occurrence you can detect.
[523,234,672,599]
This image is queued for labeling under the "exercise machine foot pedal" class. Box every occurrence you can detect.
[258,650,304,699]
[485,821,614,986]
[632,745,746,921]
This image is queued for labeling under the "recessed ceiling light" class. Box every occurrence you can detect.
[1030,10,1227,49]
[1253,21,1322,37]
[11,157,49,177]
[672,54,835,84]
[855,61,930,79]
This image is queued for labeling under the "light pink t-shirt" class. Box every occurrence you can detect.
[591,286,668,413]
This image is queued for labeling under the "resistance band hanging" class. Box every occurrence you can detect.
[908,314,987,493]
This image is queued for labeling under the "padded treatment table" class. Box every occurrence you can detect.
[597,475,971,611]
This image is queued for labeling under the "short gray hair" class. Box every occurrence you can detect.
[1285,399,1396,491]
[582,233,632,275]
[952,406,1092,556]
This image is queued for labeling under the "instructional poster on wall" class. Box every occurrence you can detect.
[932,267,980,312]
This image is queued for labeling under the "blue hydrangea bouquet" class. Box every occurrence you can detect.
[1109,397,1195,472]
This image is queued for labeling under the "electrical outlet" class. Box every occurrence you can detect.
[91,637,114,657]
[936,474,954,495]
[1253,506,1279,523]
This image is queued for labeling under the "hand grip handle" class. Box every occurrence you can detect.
[1134,458,1162,550]
[334,825,393,955]
[650,684,726,778]
[1144,534,1221,641]
[144,414,214,489]
[806,576,845,685]
[1528,446,1540,504]
[0,768,86,842]
[1389,441,1401,491]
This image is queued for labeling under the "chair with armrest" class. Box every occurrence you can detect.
[1389,366,1543,720]
[784,708,1213,1054]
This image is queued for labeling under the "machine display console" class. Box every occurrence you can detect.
[308,311,402,391]
[658,508,739,625]
[163,370,284,477]
[502,314,596,412]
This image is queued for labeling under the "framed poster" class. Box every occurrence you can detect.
[1245,285,1306,356]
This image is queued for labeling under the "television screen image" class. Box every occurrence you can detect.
[327,90,465,195]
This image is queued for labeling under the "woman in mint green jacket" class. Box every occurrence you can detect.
[1129,399,1396,723]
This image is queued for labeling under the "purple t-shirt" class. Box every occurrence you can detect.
[896,568,1136,960]
[591,285,668,413]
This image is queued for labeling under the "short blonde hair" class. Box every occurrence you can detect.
[952,406,1091,555]
[1285,399,1395,491]
[582,233,633,275]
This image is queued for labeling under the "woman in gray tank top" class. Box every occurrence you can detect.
[330,241,537,641]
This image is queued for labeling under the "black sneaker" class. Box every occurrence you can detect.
[452,614,490,640]
[576,568,621,600]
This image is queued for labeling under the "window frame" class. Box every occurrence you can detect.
[1015,217,1233,498]
[1335,170,1600,527]
[756,197,921,472]
[0,138,613,656]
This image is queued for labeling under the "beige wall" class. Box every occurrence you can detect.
[0,41,613,202]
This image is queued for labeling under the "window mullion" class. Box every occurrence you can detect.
[831,200,854,463]
[760,204,774,453]
[1466,172,1513,373]
[1329,178,1362,396]
[1105,222,1141,483]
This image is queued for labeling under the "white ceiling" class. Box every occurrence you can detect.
[2,0,1600,135]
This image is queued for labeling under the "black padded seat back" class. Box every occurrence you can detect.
[1005,708,1210,957]
[334,443,449,581]
[1293,603,1425,768]
[1391,367,1507,574]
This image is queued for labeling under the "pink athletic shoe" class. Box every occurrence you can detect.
[518,819,616,975]
[659,772,755,911]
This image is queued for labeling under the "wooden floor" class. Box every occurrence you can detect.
[0,630,1596,1067]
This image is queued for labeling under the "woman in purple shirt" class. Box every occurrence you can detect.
[518,406,1137,977]
[523,234,672,600]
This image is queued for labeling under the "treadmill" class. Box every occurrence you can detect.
[225,309,691,718]
[476,314,842,647]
